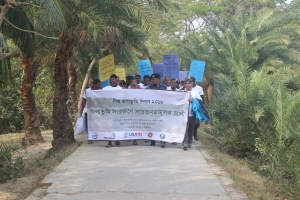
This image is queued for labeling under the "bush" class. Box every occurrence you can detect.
[0,143,24,183]
[208,66,300,198]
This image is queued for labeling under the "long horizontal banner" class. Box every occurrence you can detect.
[86,89,189,143]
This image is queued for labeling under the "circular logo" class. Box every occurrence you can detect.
[123,132,128,138]
[148,133,153,138]
[160,134,165,139]
[92,133,98,139]
[111,133,116,137]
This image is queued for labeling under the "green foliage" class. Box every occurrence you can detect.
[0,142,24,183]
[0,77,24,134]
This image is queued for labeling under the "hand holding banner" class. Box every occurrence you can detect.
[189,60,206,82]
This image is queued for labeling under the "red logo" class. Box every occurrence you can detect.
[148,133,153,138]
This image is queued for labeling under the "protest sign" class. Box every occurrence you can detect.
[152,63,164,78]
[138,60,152,79]
[163,54,179,79]
[179,71,188,81]
[86,89,189,143]
[114,68,126,81]
[99,54,115,81]
[189,59,206,82]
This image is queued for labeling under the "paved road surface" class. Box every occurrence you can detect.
[26,139,248,200]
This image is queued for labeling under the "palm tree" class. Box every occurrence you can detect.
[0,1,47,146]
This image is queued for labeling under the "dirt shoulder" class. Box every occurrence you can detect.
[0,131,86,200]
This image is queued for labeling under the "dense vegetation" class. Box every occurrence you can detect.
[0,0,300,198]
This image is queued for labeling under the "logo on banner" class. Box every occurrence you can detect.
[128,133,142,137]
[92,133,98,139]
[123,132,128,139]
[104,137,115,139]
[112,133,116,137]
[160,134,165,139]
[148,133,153,138]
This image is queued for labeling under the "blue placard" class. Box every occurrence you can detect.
[101,80,109,88]
[163,54,179,79]
[138,60,152,79]
[189,60,206,82]
[152,63,164,78]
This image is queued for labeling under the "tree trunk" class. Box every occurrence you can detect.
[52,36,76,150]
[21,54,44,147]
[68,65,77,115]
[207,79,214,104]
[77,59,96,113]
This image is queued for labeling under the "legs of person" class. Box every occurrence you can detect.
[105,141,112,147]
[188,116,196,147]
[160,141,166,148]
[151,140,156,146]
[133,140,137,145]
[193,119,200,141]
[182,119,190,150]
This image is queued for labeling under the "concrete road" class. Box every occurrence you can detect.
[26,139,248,200]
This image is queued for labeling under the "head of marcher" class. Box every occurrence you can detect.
[189,76,196,87]
[164,76,171,86]
[110,74,118,87]
[184,78,193,91]
[92,79,101,90]
[143,75,150,86]
[151,73,160,86]
[126,75,134,86]
[135,75,141,84]
[130,79,137,86]
[171,78,177,90]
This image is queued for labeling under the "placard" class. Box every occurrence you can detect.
[179,71,188,81]
[152,63,164,78]
[189,60,206,82]
[114,68,126,81]
[163,54,179,79]
[137,60,152,79]
[99,54,115,81]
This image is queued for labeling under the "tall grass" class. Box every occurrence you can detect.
[0,142,24,183]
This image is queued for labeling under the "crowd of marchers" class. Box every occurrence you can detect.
[80,73,205,151]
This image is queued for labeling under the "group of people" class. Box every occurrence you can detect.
[80,73,205,151]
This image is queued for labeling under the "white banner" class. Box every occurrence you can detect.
[86,90,189,143]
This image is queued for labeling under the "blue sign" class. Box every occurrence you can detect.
[101,80,109,88]
[138,60,152,79]
[189,60,206,82]
[152,63,164,78]
[163,54,179,79]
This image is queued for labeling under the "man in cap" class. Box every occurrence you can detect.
[189,76,204,141]
[147,73,167,147]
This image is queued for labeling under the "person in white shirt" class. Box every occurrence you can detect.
[188,76,205,141]
[102,74,123,90]
[80,79,101,144]
[164,76,171,90]
[135,75,144,88]
[140,75,150,89]
[103,74,122,147]
[182,78,201,150]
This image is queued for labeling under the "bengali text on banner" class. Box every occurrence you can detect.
[86,89,189,143]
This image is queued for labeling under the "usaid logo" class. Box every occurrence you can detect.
[129,133,142,137]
